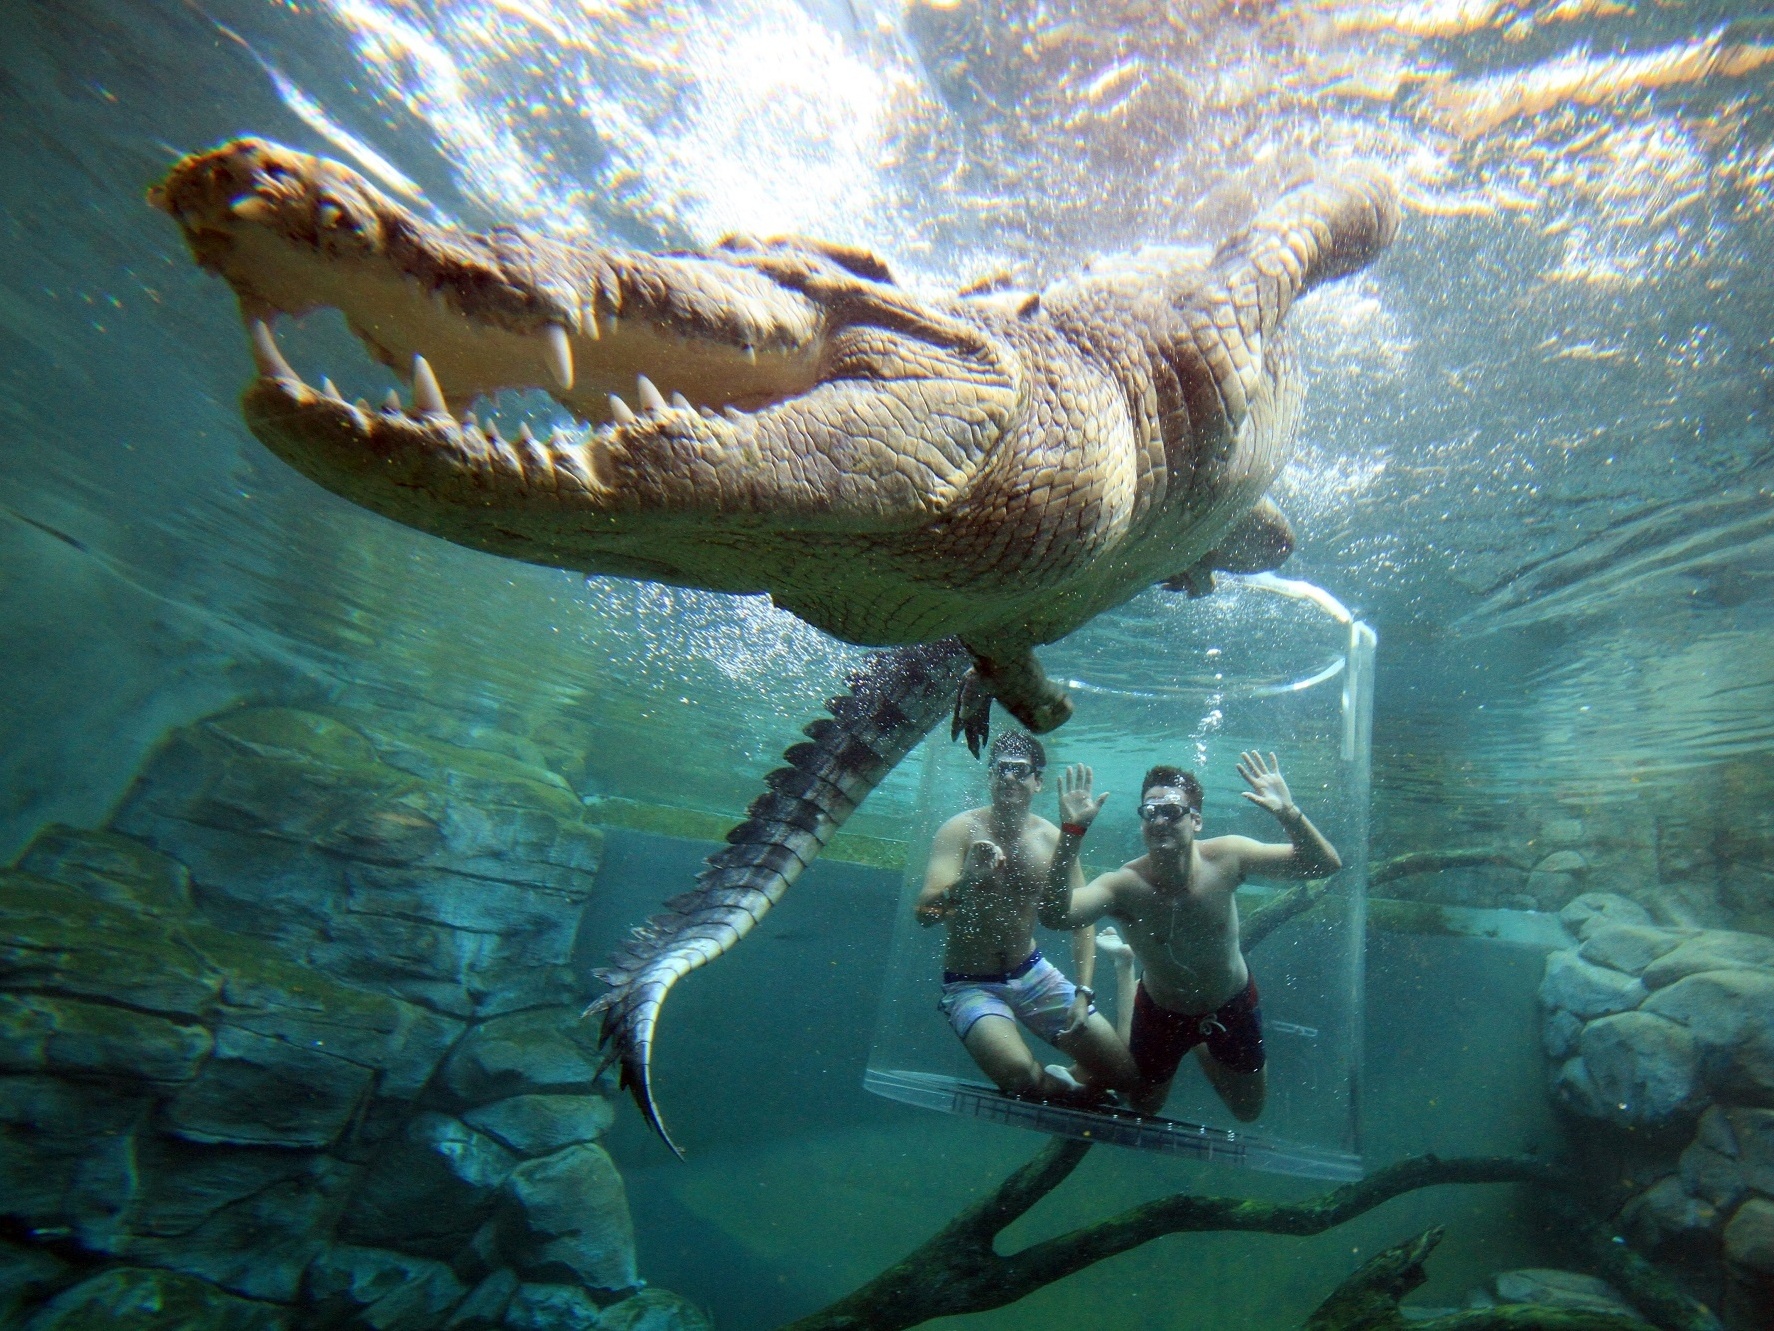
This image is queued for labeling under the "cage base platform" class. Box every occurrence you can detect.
[864,1067,1362,1181]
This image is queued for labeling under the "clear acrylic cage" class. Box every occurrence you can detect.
[864,576,1375,1180]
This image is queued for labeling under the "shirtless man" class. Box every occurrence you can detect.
[916,731,1141,1103]
[1037,753,1341,1121]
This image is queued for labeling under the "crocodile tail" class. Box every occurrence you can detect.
[1212,164,1401,351]
[1164,165,1399,466]
[584,637,974,1157]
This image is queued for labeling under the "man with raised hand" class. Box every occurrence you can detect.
[1037,753,1341,1121]
[916,731,1141,1104]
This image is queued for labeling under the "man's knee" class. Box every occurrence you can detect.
[990,1059,1043,1097]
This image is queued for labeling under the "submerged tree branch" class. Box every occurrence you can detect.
[1369,849,1531,891]
[1305,1227,1655,1331]
[777,1146,1573,1331]
[1242,876,1334,948]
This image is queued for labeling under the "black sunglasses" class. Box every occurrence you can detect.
[1139,800,1198,823]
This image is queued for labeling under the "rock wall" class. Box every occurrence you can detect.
[0,707,710,1330]
[1539,891,1774,1328]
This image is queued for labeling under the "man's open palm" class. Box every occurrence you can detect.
[1237,751,1295,814]
[1057,764,1110,828]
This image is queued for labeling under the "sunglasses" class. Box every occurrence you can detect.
[990,758,1039,781]
[1139,801,1198,824]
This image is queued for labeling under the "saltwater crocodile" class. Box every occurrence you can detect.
[153,139,1398,1153]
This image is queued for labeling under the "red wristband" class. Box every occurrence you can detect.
[1061,822,1088,838]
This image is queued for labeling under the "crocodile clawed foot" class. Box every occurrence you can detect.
[950,670,993,758]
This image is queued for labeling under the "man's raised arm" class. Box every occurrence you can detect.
[1037,765,1117,929]
[1228,750,1343,880]
[916,816,1003,926]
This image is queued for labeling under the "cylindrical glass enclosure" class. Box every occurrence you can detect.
[865,577,1375,1180]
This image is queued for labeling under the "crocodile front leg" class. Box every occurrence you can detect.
[962,645,1075,734]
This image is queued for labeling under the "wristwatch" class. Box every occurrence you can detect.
[1075,985,1094,1001]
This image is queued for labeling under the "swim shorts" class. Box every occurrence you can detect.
[1128,975,1265,1083]
[937,950,1090,1045]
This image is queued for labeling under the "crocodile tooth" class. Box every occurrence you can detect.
[723,406,744,422]
[355,397,372,413]
[518,421,537,443]
[322,377,343,401]
[670,391,692,413]
[542,324,574,391]
[636,375,667,414]
[464,412,480,432]
[247,319,299,382]
[581,293,601,340]
[411,354,450,417]
[609,395,638,426]
[383,389,403,414]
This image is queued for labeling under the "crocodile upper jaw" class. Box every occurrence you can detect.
[151,138,831,422]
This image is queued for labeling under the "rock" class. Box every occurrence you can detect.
[1642,969,1774,1050]
[1577,1011,1703,1126]
[1726,1108,1774,1193]
[1543,1009,1584,1061]
[0,1076,146,1244]
[116,1137,328,1248]
[501,1282,603,1331]
[15,825,192,911]
[305,1245,466,1330]
[0,1240,71,1324]
[1527,851,1587,911]
[0,873,221,1017]
[0,993,212,1083]
[20,1266,288,1330]
[163,1026,373,1148]
[1724,1197,1774,1275]
[1698,1104,1741,1156]
[1579,923,1692,976]
[1643,933,1774,989]
[195,937,462,1100]
[114,1151,358,1302]
[442,1010,602,1105]
[1680,1139,1748,1209]
[1561,892,1651,939]
[1492,1267,1638,1317]
[496,1143,636,1293]
[341,1113,516,1258]
[1541,818,1587,846]
[1539,950,1646,1020]
[446,1269,520,1330]
[463,1096,614,1156]
[599,1289,714,1331]
[1620,1175,1718,1252]
[1553,1055,1607,1119]
[113,708,602,1016]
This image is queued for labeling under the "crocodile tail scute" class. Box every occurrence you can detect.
[585,637,974,1157]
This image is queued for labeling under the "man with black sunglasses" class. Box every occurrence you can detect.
[916,731,1141,1104]
[1037,753,1341,1121]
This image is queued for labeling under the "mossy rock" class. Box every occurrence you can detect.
[0,871,221,1017]
[205,707,378,771]
[19,1266,287,1330]
[15,826,191,911]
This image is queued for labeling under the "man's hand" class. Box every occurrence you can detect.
[1096,925,1135,970]
[1060,989,1092,1037]
[1056,764,1111,831]
[1237,751,1298,818]
[963,837,1006,881]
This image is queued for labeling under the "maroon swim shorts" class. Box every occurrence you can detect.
[1128,975,1266,1084]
